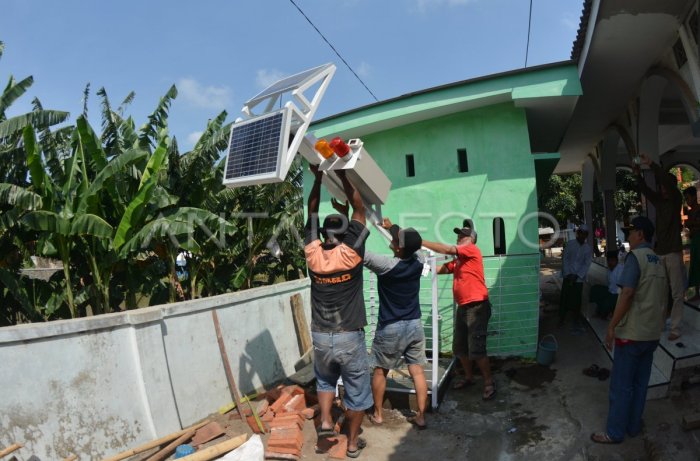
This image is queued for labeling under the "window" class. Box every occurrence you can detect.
[493,217,506,255]
[457,148,468,173]
[673,37,688,68]
[405,154,415,177]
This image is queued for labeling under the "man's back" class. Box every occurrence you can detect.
[305,219,368,332]
[364,252,423,326]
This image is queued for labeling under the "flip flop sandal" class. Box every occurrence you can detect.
[317,427,336,438]
[407,416,427,430]
[367,414,383,426]
[483,383,496,401]
[597,368,610,381]
[346,437,367,458]
[590,432,621,444]
[582,364,600,377]
[452,376,475,389]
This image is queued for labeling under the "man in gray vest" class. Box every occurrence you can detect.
[591,216,668,444]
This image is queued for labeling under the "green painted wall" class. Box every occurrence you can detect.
[306,102,542,357]
[301,64,585,357]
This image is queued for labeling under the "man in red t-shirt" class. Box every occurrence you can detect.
[422,225,495,400]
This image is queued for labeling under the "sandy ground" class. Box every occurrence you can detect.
[137,254,700,460]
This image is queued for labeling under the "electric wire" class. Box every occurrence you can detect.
[287,0,379,102]
[525,0,533,67]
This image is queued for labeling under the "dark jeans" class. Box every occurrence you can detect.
[559,279,583,323]
[589,285,618,317]
[606,340,658,441]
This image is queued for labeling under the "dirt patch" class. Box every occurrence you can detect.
[506,411,548,450]
[505,364,556,389]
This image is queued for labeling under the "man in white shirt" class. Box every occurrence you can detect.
[590,250,623,318]
[559,224,593,327]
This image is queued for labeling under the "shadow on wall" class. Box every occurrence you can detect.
[238,328,286,395]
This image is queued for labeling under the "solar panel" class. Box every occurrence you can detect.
[246,63,333,107]
[224,110,287,181]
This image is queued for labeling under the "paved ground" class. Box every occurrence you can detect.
[186,255,700,460]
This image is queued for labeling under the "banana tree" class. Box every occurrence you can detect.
[0,41,69,186]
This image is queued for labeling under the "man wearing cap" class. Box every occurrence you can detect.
[635,153,684,340]
[591,216,668,444]
[305,165,371,458]
[589,250,624,319]
[559,224,592,328]
[421,224,496,401]
[362,218,428,429]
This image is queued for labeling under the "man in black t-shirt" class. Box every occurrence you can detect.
[363,218,428,429]
[304,165,371,458]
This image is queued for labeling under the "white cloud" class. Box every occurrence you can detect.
[187,131,203,145]
[256,69,288,89]
[356,61,371,78]
[561,14,578,31]
[177,78,231,110]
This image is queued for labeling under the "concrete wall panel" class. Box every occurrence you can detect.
[0,278,310,460]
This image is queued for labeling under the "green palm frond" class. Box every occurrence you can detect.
[0,75,33,115]
[138,85,177,148]
[81,83,90,118]
[118,91,135,116]
[0,183,42,210]
[0,110,70,140]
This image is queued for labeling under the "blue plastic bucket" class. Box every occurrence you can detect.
[537,334,558,366]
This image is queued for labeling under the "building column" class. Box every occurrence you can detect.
[581,158,597,248]
[603,189,616,250]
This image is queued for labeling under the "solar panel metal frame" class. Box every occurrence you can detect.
[245,63,334,110]
[222,108,291,187]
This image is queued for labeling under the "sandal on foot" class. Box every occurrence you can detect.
[582,364,600,377]
[317,426,336,437]
[367,414,383,426]
[590,431,621,444]
[407,416,427,430]
[346,438,367,458]
[483,383,496,401]
[452,376,475,389]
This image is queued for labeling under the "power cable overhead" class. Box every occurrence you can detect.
[288,0,379,102]
[525,0,533,67]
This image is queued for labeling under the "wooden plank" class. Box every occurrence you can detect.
[100,421,208,461]
[290,293,312,355]
[145,428,195,461]
[211,309,245,420]
[0,443,22,458]
[176,434,247,461]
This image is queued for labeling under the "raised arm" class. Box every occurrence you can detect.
[635,153,661,204]
[307,164,324,215]
[336,169,365,225]
[422,239,457,256]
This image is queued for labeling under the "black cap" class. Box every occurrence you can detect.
[622,216,655,241]
[321,214,348,239]
[389,225,422,255]
[453,226,478,243]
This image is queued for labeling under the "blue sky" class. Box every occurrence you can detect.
[2,0,582,150]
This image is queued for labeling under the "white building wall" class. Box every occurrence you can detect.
[0,279,311,460]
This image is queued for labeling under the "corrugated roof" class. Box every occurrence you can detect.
[570,0,593,62]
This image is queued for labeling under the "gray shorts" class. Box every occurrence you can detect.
[452,300,491,359]
[370,319,427,370]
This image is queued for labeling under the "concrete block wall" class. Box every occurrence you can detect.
[0,279,311,460]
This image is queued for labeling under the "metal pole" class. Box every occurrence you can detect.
[430,255,439,410]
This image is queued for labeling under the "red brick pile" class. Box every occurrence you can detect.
[240,385,318,461]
